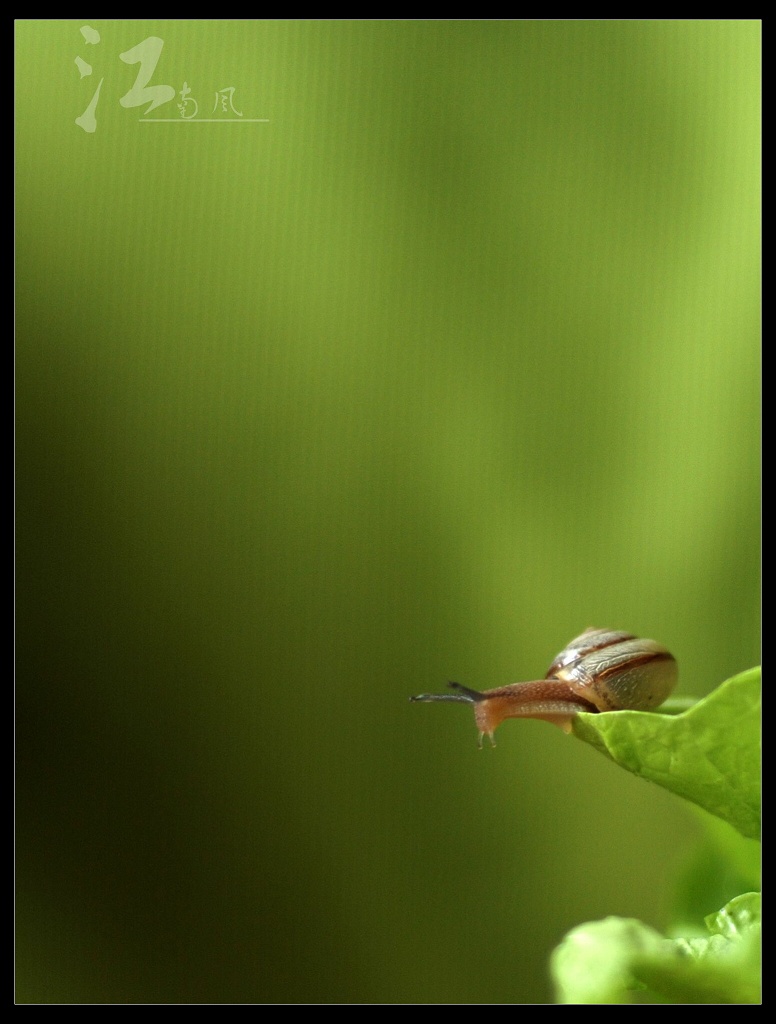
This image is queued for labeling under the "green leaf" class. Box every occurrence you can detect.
[551,893,761,1004]
[571,668,761,840]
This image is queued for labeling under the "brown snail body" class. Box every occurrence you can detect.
[410,628,677,746]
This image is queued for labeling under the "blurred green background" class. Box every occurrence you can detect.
[16,20,760,1004]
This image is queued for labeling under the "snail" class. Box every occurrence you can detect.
[410,628,677,747]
